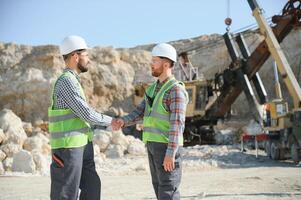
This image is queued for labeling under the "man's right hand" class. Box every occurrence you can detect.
[111,118,124,131]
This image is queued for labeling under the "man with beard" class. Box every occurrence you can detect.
[48,35,112,200]
[112,43,188,200]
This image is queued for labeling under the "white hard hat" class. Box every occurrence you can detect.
[151,43,177,62]
[60,35,88,55]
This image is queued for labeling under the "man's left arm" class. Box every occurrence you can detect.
[166,85,187,157]
[163,85,188,171]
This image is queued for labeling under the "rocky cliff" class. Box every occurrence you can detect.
[0,28,301,122]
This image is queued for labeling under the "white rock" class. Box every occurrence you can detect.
[0,162,4,175]
[95,153,106,163]
[99,152,106,160]
[12,150,36,173]
[94,155,106,171]
[0,150,6,161]
[23,133,50,155]
[214,128,237,145]
[23,135,42,152]
[33,119,44,127]
[95,152,106,168]
[134,163,147,172]
[23,122,33,137]
[127,139,146,156]
[0,128,6,144]
[31,150,50,174]
[93,144,100,156]
[93,129,111,152]
[36,132,49,143]
[105,144,124,158]
[93,129,112,137]
[32,127,42,134]
[111,131,129,150]
[41,143,51,155]
[3,157,13,171]
[105,131,113,139]
[125,135,136,143]
[33,119,48,132]
[0,109,27,145]
[0,143,22,157]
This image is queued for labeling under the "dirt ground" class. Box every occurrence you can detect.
[1,146,301,200]
[0,162,301,200]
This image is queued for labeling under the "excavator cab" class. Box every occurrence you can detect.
[263,100,289,129]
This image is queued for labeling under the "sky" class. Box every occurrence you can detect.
[0,0,286,48]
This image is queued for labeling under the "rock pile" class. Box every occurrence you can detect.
[0,108,44,174]
[0,109,146,175]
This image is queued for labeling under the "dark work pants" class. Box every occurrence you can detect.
[147,142,182,200]
[50,142,101,200]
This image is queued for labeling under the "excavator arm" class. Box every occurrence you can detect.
[206,0,301,119]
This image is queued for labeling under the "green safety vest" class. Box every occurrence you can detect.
[48,71,93,149]
[142,77,186,145]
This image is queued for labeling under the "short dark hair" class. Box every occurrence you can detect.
[159,56,174,68]
[63,49,86,61]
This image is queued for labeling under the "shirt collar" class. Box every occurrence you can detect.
[156,76,174,85]
[64,68,80,81]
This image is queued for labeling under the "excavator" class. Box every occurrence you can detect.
[133,0,301,162]
[247,0,301,163]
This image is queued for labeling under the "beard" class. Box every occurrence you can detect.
[151,66,163,77]
[77,59,88,73]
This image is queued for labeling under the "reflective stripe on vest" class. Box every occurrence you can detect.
[48,112,77,122]
[50,127,91,139]
[143,127,169,137]
[48,71,92,149]
[145,111,169,121]
[142,77,184,145]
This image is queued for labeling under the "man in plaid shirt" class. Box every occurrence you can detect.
[113,43,188,200]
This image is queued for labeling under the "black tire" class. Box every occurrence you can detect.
[288,134,300,164]
[291,143,300,164]
[265,140,271,158]
[270,141,280,160]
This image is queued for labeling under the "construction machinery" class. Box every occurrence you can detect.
[133,0,301,162]
[248,0,301,163]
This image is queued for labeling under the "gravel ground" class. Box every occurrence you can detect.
[0,146,300,200]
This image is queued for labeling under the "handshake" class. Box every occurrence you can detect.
[111,118,125,131]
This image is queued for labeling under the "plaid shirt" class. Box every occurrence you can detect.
[52,68,112,126]
[122,76,188,157]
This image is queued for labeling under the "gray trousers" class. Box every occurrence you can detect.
[147,142,182,200]
[50,142,101,200]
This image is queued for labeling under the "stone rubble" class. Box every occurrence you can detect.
[0,109,27,145]
[12,150,36,173]
[0,109,147,175]
[0,108,273,176]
